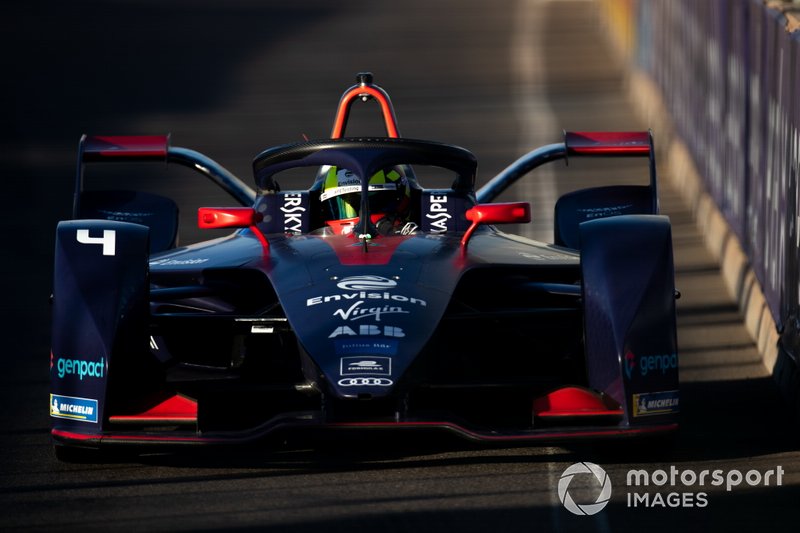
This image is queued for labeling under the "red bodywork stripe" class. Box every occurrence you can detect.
[108,395,198,424]
[331,86,399,139]
[52,429,217,444]
[82,135,170,161]
[52,429,98,441]
[564,131,650,156]
[317,234,412,266]
[532,386,624,418]
[326,421,676,441]
[52,421,676,446]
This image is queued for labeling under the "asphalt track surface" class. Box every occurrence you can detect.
[2,0,800,531]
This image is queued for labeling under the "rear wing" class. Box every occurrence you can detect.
[74,134,255,217]
[476,130,656,207]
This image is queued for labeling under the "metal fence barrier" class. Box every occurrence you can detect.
[600,0,800,416]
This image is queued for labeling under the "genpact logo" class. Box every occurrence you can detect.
[624,351,678,378]
[639,353,678,376]
[55,356,105,380]
[558,462,613,516]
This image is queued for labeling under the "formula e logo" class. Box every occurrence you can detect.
[329,325,405,338]
[338,377,394,387]
[340,356,392,376]
[337,275,397,291]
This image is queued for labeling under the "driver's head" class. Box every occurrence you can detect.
[320,167,410,234]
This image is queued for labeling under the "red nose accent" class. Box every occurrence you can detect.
[533,387,623,418]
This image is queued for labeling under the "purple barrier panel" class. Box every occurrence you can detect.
[786,28,800,324]
[668,0,688,143]
[749,5,783,304]
[762,9,793,322]
[635,0,654,72]
[678,0,709,173]
[704,0,726,208]
[633,0,800,365]
[649,0,673,133]
[773,25,799,324]
[686,1,707,175]
[635,0,658,75]
[746,0,767,266]
[721,0,749,240]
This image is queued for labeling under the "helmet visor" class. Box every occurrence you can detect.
[321,182,399,221]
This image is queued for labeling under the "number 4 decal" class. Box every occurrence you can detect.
[76,229,116,256]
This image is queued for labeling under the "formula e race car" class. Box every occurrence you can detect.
[50,73,679,458]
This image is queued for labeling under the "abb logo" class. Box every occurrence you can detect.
[329,325,405,338]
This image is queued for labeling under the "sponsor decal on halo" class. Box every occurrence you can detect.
[281,193,306,233]
[426,194,452,233]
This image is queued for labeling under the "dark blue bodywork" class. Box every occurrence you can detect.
[50,78,678,455]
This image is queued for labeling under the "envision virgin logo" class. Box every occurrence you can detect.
[558,462,612,516]
[333,301,410,322]
[336,275,397,291]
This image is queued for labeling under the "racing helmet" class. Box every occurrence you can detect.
[320,167,411,234]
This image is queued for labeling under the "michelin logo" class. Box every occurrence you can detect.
[633,390,679,417]
[50,394,99,423]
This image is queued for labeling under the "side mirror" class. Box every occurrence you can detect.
[461,202,531,247]
[198,207,261,229]
[198,207,267,249]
